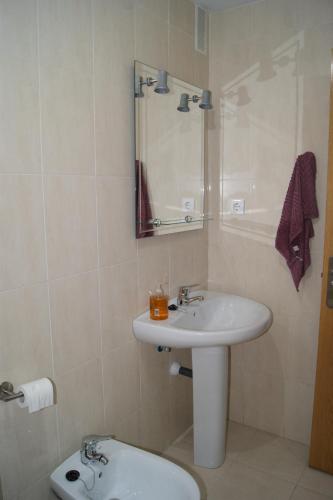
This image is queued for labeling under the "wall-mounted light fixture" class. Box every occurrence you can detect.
[177,93,190,112]
[135,69,169,97]
[177,90,212,112]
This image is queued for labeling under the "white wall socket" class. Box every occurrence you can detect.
[231,199,245,215]
[182,197,195,212]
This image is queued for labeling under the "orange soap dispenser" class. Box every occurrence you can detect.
[149,285,169,321]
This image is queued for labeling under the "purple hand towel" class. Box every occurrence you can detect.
[275,152,319,290]
[135,160,154,238]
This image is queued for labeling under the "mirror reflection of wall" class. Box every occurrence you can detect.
[135,61,211,238]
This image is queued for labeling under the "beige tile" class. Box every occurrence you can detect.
[0,175,46,291]
[140,343,170,404]
[168,26,195,84]
[169,232,195,295]
[234,428,308,482]
[229,353,244,423]
[39,0,94,174]
[20,475,58,500]
[191,233,208,285]
[284,381,314,445]
[285,304,320,387]
[207,460,295,500]
[0,284,52,384]
[45,175,98,279]
[164,444,228,498]
[0,405,58,499]
[94,0,134,176]
[297,0,333,27]
[110,410,141,448]
[137,234,170,312]
[291,486,333,500]
[299,467,333,498]
[216,3,252,45]
[169,374,193,444]
[135,0,169,20]
[195,51,209,89]
[229,387,244,424]
[225,421,256,460]
[50,271,100,375]
[97,176,137,267]
[135,6,168,69]
[0,0,40,174]
[140,395,171,453]
[242,321,288,379]
[100,261,137,352]
[56,358,104,459]
[243,370,285,436]
[103,341,140,429]
[170,230,207,294]
[169,230,208,296]
[169,0,195,35]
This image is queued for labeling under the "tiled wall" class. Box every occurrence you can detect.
[208,0,333,445]
[0,1,208,498]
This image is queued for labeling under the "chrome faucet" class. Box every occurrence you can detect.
[177,285,204,306]
[80,434,113,466]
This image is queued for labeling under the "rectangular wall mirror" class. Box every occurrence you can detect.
[134,61,207,238]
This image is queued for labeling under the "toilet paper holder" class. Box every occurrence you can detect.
[0,381,24,402]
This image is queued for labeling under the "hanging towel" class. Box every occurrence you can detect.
[275,152,319,291]
[135,160,154,238]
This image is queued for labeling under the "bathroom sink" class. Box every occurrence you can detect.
[50,438,200,500]
[133,290,272,469]
[133,290,272,348]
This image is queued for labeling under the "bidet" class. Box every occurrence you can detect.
[51,437,200,500]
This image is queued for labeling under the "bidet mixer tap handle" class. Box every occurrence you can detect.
[80,434,113,466]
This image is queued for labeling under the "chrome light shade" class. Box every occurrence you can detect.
[199,89,213,110]
[177,93,190,112]
[154,70,169,94]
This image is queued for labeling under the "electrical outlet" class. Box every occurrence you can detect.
[182,197,195,212]
[231,199,245,215]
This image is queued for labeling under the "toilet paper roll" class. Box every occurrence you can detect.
[17,378,54,413]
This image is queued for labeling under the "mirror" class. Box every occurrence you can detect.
[135,61,209,238]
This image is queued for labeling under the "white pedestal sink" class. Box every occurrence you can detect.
[133,291,272,468]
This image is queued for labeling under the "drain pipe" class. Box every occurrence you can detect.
[170,361,193,379]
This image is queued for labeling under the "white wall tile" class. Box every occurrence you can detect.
[0,284,52,384]
[135,6,168,69]
[0,175,46,291]
[0,0,40,174]
[97,176,137,267]
[0,1,209,496]
[94,0,134,176]
[39,0,94,175]
[56,358,104,460]
[209,0,331,445]
[50,270,100,375]
[45,175,98,279]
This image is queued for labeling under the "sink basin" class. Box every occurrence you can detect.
[133,290,272,469]
[50,438,200,500]
[133,290,272,348]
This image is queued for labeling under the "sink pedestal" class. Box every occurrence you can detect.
[192,346,229,468]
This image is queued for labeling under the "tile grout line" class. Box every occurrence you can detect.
[90,0,107,433]
[35,0,61,464]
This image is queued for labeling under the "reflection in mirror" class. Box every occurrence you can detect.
[135,61,211,238]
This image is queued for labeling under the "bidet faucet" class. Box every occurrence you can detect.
[177,285,204,306]
[80,434,113,466]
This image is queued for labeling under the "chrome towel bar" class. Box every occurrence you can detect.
[150,215,213,227]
